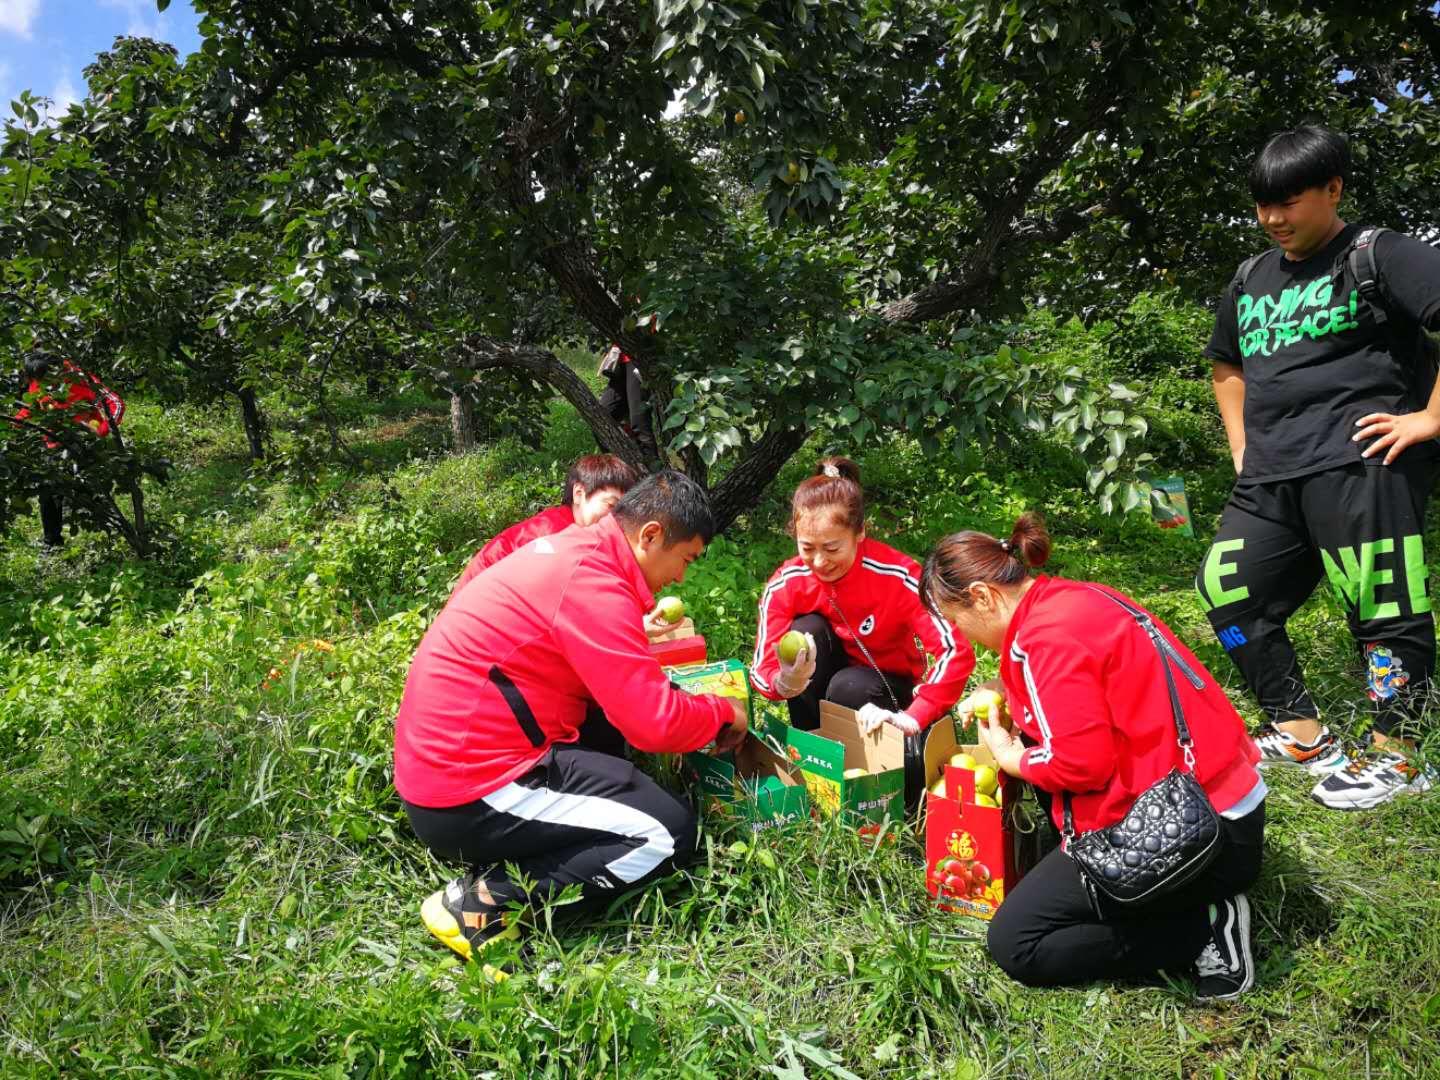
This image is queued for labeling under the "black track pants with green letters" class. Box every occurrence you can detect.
[1196,458,1435,738]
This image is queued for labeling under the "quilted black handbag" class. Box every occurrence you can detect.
[1063,589,1222,909]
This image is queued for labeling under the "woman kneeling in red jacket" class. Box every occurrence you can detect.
[921,513,1266,1001]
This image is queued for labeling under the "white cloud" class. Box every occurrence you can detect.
[45,70,77,116]
[0,0,41,39]
[99,0,164,39]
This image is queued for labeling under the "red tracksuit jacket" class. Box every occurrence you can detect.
[448,504,576,603]
[749,537,975,727]
[1001,576,1261,835]
[395,514,733,807]
[15,363,125,447]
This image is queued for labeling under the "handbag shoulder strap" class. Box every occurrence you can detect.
[1060,586,1205,840]
[826,587,902,712]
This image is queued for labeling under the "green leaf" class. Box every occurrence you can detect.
[146,924,183,963]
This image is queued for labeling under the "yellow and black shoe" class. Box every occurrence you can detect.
[421,878,521,974]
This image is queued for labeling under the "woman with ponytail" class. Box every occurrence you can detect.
[750,458,976,798]
[921,513,1266,1001]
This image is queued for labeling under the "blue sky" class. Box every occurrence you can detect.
[0,0,202,117]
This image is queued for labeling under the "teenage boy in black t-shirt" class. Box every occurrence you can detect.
[1199,125,1440,811]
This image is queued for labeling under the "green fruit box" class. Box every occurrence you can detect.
[667,657,754,726]
[922,726,1019,920]
[684,713,811,833]
[783,701,905,828]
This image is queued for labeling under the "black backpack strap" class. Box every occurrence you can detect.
[1230,250,1271,297]
[1344,226,1391,327]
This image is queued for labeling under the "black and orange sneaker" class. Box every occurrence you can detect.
[421,877,521,967]
[1253,724,1348,775]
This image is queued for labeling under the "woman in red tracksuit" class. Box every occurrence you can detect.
[921,513,1266,1001]
[750,458,975,801]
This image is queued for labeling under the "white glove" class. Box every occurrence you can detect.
[773,633,818,699]
[858,702,921,736]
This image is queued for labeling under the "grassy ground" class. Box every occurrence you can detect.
[2,366,1439,1078]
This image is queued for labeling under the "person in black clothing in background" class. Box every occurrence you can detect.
[598,344,656,455]
[1199,125,1440,810]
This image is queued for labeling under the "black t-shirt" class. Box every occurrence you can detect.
[1205,224,1440,484]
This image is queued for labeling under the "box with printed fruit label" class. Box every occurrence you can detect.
[922,723,1020,920]
[667,657,753,725]
[783,701,906,832]
[684,710,810,832]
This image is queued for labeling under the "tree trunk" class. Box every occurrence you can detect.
[125,482,151,558]
[450,387,478,453]
[709,423,810,532]
[236,386,267,461]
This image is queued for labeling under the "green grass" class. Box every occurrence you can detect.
[2,379,1439,1078]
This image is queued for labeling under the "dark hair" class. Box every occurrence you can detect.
[1249,126,1350,204]
[22,352,60,379]
[563,453,641,506]
[920,512,1051,612]
[612,469,716,545]
[788,456,864,534]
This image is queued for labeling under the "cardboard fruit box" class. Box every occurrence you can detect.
[685,716,812,833]
[923,731,1020,921]
[784,701,907,829]
[667,657,753,724]
[650,617,707,666]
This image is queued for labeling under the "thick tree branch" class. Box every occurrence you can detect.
[879,42,1143,325]
[453,335,649,473]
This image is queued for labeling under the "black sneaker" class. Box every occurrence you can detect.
[1194,893,1255,1001]
[421,876,520,964]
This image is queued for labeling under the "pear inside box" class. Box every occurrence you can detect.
[922,721,1019,920]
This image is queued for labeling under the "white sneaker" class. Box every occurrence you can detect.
[1310,751,1434,811]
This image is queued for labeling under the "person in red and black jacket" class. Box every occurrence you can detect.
[13,354,125,547]
[396,471,747,965]
[749,457,975,805]
[446,453,641,604]
[921,513,1266,1002]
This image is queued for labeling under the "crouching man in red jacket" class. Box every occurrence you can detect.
[395,470,747,963]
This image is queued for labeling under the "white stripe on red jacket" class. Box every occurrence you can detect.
[749,537,975,728]
[395,514,733,808]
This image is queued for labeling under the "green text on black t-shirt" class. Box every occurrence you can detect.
[1237,277,1359,359]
